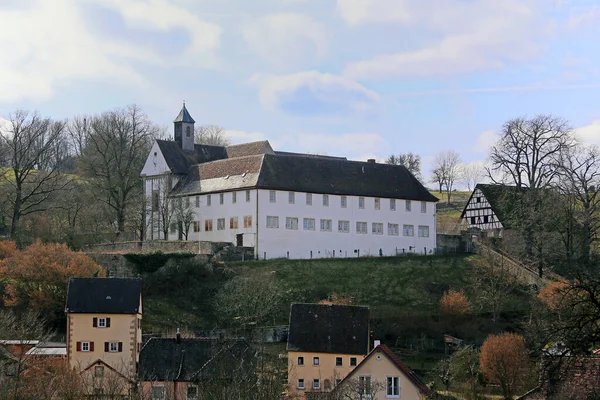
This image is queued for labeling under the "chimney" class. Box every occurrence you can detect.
[367,159,376,164]
[176,328,181,344]
[374,340,381,348]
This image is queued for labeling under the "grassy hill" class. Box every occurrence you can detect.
[141,253,535,376]
[431,190,472,234]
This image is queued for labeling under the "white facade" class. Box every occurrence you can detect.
[172,188,436,260]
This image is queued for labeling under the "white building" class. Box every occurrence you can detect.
[141,104,439,260]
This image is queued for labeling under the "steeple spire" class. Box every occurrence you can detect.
[173,103,195,151]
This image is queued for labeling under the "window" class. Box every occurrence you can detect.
[358,376,372,396]
[244,215,252,228]
[152,385,166,400]
[106,342,122,353]
[232,192,237,204]
[372,222,383,235]
[356,221,367,234]
[350,357,357,367]
[269,190,276,203]
[375,198,380,210]
[193,221,200,232]
[390,199,396,211]
[320,219,332,232]
[341,196,347,208]
[421,201,427,213]
[313,356,320,366]
[388,223,399,236]
[387,376,400,397]
[405,200,411,211]
[289,192,295,204]
[246,190,251,202]
[204,219,213,232]
[303,218,315,230]
[220,193,224,205]
[359,197,365,209]
[94,366,104,377]
[207,194,212,206]
[187,385,199,400]
[217,218,225,230]
[338,220,350,233]
[152,190,159,210]
[298,379,305,390]
[286,217,299,230]
[297,356,304,366]
[80,342,91,352]
[170,222,177,233]
[195,196,200,207]
[186,126,191,137]
[313,379,320,390]
[336,357,343,367]
[230,217,238,229]
[266,216,279,228]
[418,225,430,237]
[306,193,312,205]
[403,224,414,237]
[323,194,329,206]
[97,318,107,328]
[185,197,190,208]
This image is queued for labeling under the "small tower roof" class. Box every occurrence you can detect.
[173,103,196,123]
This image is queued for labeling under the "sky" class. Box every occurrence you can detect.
[1,0,600,181]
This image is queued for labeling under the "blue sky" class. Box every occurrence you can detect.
[1,0,600,180]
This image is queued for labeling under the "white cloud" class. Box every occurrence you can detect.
[295,132,390,161]
[574,120,600,146]
[340,0,546,79]
[471,130,498,154]
[225,129,268,144]
[568,6,600,29]
[249,71,380,114]
[87,0,221,65]
[242,13,328,67]
[0,0,221,104]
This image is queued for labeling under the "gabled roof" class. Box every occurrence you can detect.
[226,141,274,158]
[138,338,251,382]
[173,104,195,123]
[173,153,438,201]
[338,345,433,397]
[257,154,437,201]
[287,303,370,355]
[65,278,141,314]
[460,183,525,227]
[156,140,228,174]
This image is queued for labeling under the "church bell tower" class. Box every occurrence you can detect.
[174,103,195,152]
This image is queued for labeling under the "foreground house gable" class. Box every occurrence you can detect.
[336,345,433,399]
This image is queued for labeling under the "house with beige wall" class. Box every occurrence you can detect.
[287,303,370,397]
[334,344,433,400]
[66,278,142,397]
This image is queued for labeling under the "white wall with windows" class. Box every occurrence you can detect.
[172,189,258,249]
[256,189,436,260]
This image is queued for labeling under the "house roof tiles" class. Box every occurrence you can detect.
[287,303,370,355]
[138,338,251,382]
[65,278,141,314]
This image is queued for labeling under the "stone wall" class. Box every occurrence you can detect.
[87,253,210,278]
[87,240,237,255]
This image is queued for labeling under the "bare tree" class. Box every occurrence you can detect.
[488,115,574,189]
[431,150,462,204]
[558,145,600,267]
[173,196,195,240]
[461,162,485,191]
[430,166,445,194]
[149,179,176,240]
[0,110,70,238]
[386,152,423,181]
[77,104,155,234]
[195,125,230,146]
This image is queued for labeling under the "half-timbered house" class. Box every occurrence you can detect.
[460,184,521,237]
